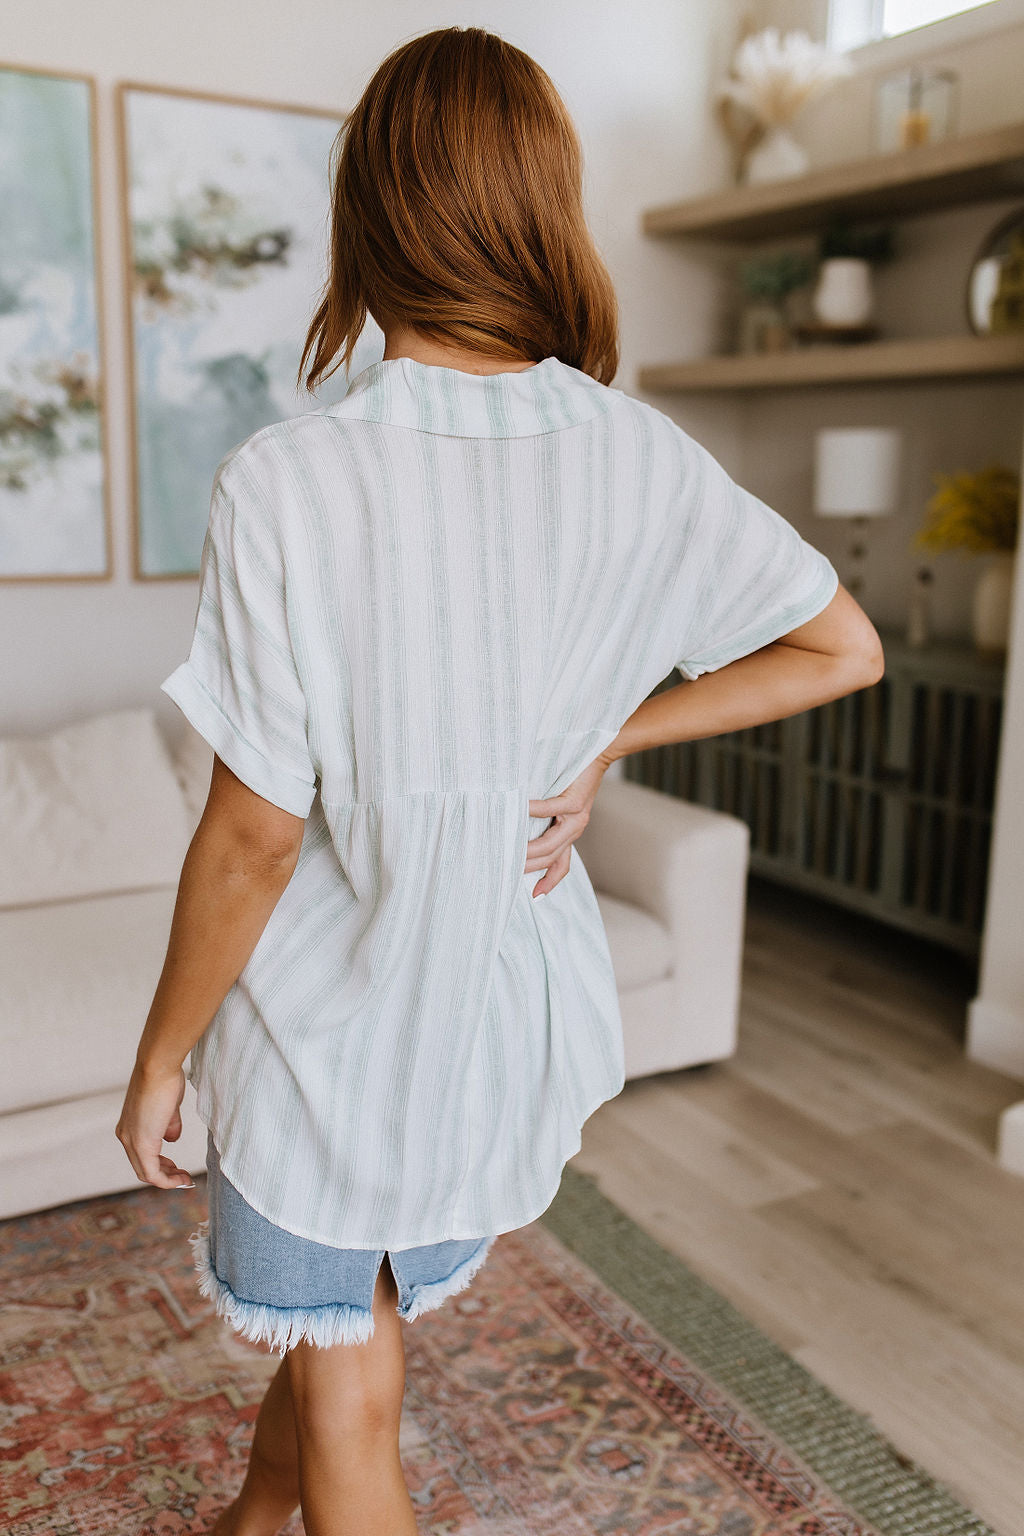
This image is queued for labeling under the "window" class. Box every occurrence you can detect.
[829,0,1001,50]
[884,0,996,33]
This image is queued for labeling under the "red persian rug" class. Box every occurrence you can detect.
[0,1167,991,1536]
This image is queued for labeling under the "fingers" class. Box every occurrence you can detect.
[115,1129,194,1190]
[524,805,587,891]
[524,822,568,864]
[114,1065,192,1191]
[139,1147,193,1190]
[532,845,571,897]
[159,1153,195,1188]
[525,811,586,869]
[526,755,607,896]
[529,795,587,822]
[528,754,608,822]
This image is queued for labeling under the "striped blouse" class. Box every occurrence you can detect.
[160,353,838,1249]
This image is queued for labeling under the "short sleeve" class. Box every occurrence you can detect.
[160,452,318,818]
[671,434,839,682]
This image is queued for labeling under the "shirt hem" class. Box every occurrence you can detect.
[195,1075,625,1252]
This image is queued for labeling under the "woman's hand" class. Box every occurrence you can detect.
[525,749,616,896]
[115,1062,195,1190]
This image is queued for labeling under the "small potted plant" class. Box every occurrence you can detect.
[813,222,895,330]
[915,463,1020,657]
[737,251,814,352]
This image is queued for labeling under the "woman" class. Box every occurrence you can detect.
[116,25,883,1536]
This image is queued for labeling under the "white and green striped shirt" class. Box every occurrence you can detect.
[161,354,838,1249]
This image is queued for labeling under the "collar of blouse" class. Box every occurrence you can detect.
[323,353,619,439]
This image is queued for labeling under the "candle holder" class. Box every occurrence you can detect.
[873,66,958,154]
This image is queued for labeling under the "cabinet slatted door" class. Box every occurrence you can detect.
[798,685,888,899]
[623,632,1005,955]
[900,679,1003,941]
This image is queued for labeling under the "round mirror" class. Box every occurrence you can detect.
[966,206,1024,335]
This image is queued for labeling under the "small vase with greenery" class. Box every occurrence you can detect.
[915,464,1020,656]
[737,251,814,352]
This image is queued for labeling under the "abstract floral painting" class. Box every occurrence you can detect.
[0,66,108,580]
[120,85,381,578]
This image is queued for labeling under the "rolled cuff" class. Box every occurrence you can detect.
[160,661,317,818]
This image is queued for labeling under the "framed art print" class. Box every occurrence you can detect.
[118,83,376,579]
[0,64,110,581]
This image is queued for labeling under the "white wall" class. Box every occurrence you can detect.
[0,0,745,739]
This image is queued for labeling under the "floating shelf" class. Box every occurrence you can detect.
[637,333,1024,393]
[642,121,1024,242]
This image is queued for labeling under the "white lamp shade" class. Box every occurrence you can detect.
[813,427,902,517]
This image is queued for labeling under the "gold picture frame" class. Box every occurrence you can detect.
[0,61,112,583]
[116,80,351,581]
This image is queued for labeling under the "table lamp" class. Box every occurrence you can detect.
[813,427,902,599]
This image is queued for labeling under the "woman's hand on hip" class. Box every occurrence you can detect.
[115,1062,195,1190]
[526,749,615,897]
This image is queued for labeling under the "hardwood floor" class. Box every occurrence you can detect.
[570,876,1024,1536]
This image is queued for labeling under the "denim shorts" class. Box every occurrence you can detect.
[189,1131,496,1354]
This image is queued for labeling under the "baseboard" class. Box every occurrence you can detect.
[997,1101,1024,1177]
[965,995,1024,1080]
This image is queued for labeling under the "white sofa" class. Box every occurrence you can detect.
[0,706,748,1220]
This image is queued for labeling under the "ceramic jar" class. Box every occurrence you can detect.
[812,257,875,327]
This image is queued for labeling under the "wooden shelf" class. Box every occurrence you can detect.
[637,333,1024,393]
[643,121,1024,242]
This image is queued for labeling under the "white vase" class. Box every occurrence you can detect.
[812,257,874,327]
[971,550,1016,656]
[744,125,809,185]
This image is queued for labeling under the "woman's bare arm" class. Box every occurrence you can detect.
[525,582,883,895]
[115,754,306,1190]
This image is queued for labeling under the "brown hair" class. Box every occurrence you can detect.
[299,26,619,391]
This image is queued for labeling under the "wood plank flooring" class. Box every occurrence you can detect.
[569,876,1024,1536]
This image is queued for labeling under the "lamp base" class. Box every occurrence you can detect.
[844,514,870,601]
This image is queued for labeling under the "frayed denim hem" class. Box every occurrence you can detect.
[395,1234,496,1322]
[188,1221,496,1353]
[189,1221,375,1354]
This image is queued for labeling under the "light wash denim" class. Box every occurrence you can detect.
[189,1132,496,1354]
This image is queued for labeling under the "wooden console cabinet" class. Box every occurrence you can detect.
[623,631,1005,955]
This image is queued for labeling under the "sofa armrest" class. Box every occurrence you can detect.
[162,715,214,835]
[574,775,749,936]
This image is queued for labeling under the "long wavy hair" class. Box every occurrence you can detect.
[299,26,619,391]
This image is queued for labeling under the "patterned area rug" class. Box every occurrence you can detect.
[0,1164,995,1536]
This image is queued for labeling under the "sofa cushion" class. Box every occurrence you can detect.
[0,707,193,908]
[0,886,179,1113]
[594,891,673,990]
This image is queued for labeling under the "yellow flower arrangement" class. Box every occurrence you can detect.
[915,464,1020,555]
